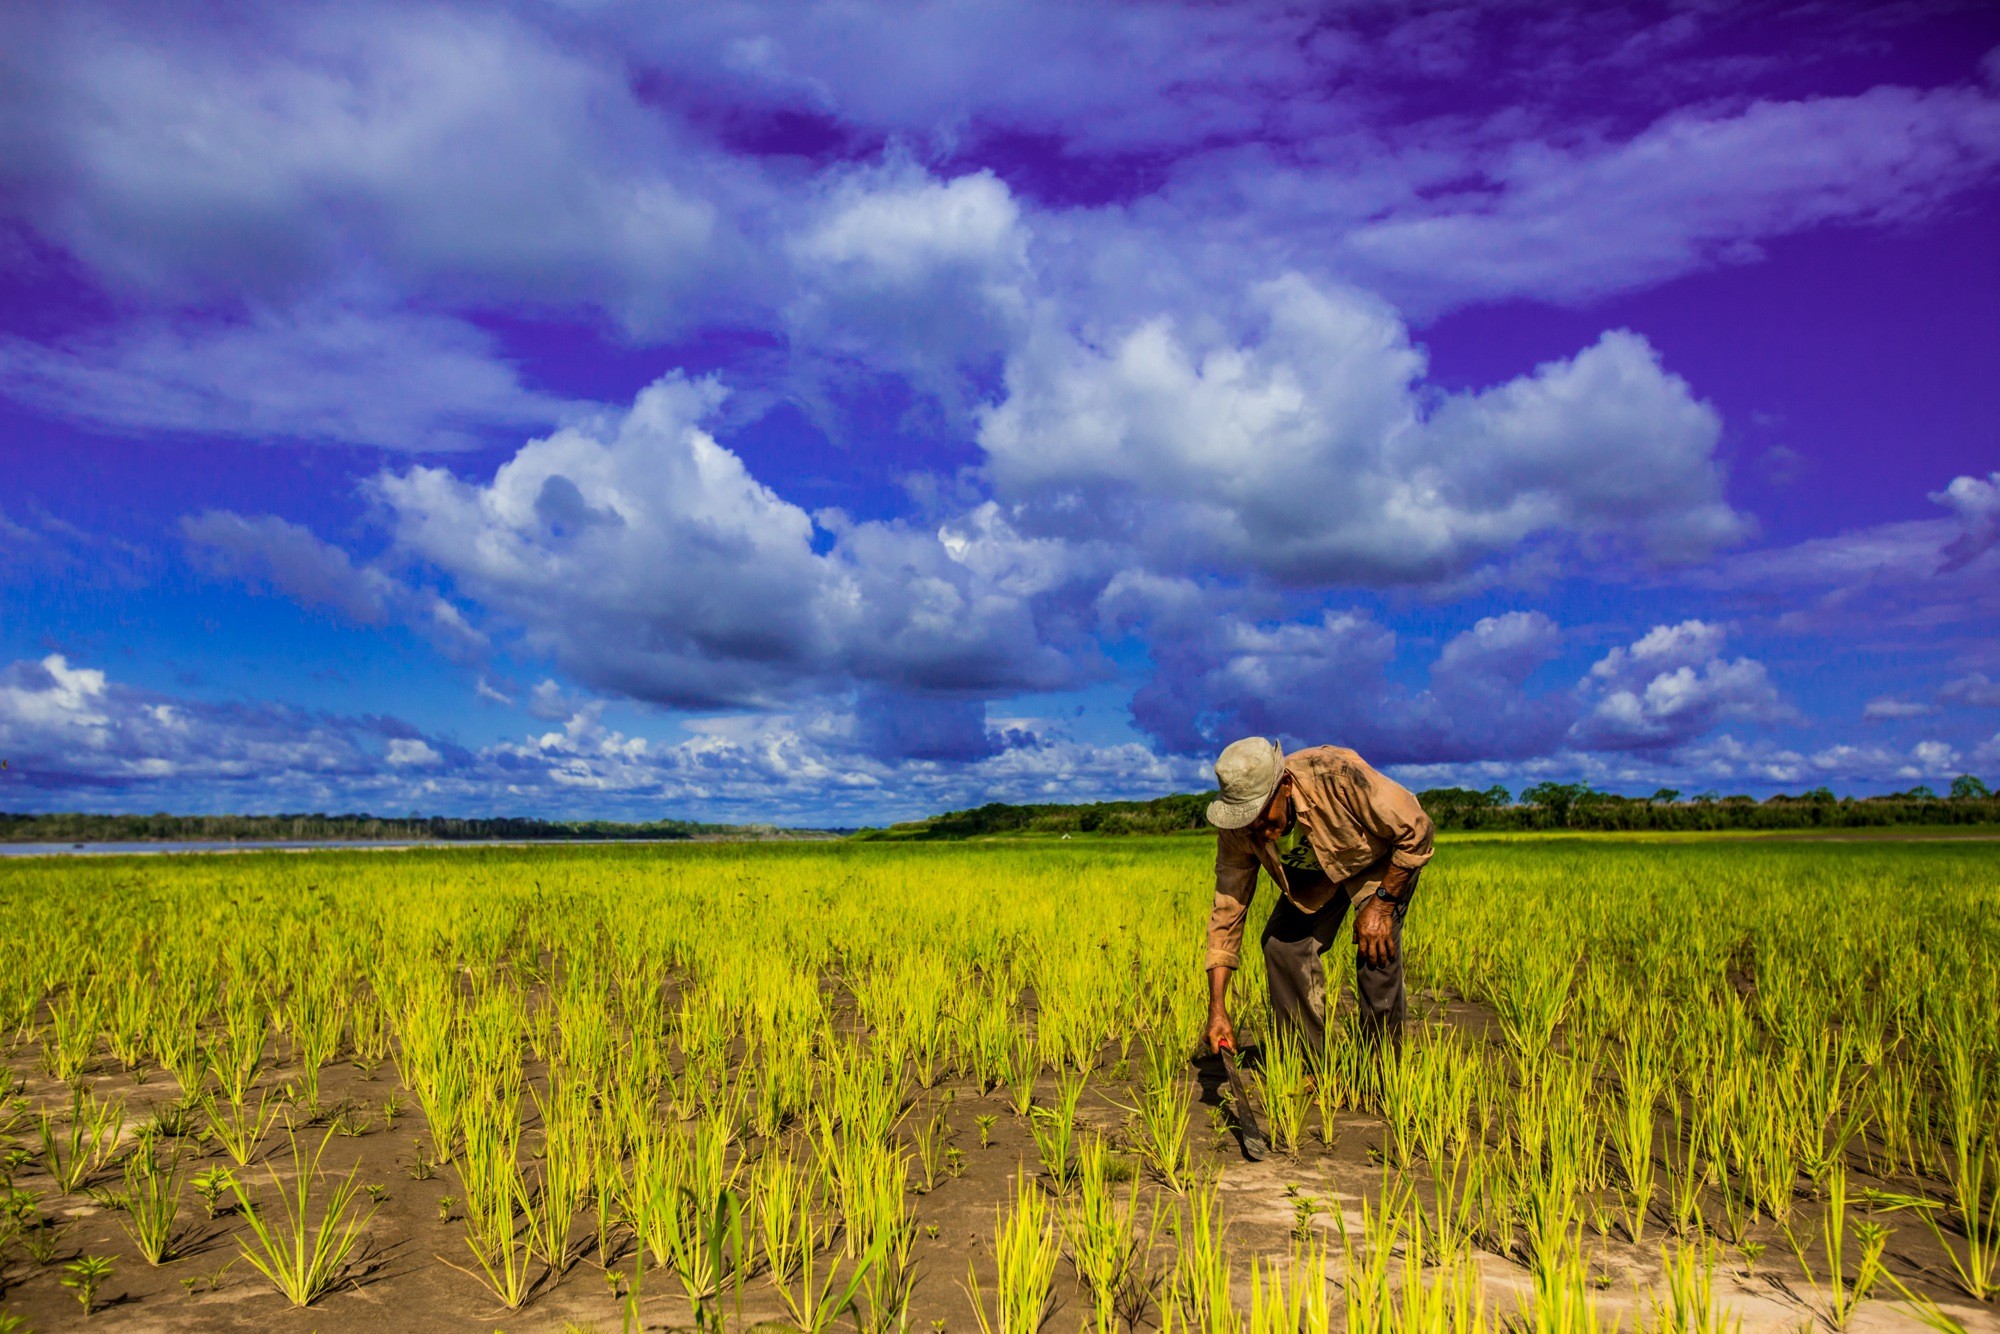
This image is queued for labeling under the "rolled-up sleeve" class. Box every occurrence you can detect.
[1207,829,1261,971]
[1356,769,1435,871]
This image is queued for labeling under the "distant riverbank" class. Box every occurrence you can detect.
[0,832,845,858]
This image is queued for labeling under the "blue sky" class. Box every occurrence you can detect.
[1,2,1997,825]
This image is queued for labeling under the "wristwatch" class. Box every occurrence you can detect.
[1374,867,1418,915]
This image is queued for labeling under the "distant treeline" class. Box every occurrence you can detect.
[873,774,1999,839]
[868,792,1214,839]
[1417,779,2000,832]
[0,811,779,844]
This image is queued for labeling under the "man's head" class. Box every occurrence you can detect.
[1206,736,1288,835]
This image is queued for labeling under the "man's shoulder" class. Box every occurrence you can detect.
[1292,746,1416,800]
[1288,744,1366,775]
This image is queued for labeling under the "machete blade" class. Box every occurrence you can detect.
[1220,1046,1269,1161]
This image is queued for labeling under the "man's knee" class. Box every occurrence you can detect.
[1263,928,1314,980]
[1355,973,1403,1028]
[1260,929,1285,966]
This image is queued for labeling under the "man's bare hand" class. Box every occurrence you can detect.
[1206,1008,1236,1054]
[1354,895,1397,968]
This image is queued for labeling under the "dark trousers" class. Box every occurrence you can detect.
[1260,868,1409,1055]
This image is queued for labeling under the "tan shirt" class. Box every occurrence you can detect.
[1207,745,1434,971]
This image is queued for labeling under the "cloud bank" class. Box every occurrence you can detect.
[4,3,1998,815]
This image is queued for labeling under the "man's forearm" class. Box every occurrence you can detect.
[1207,965,1232,1014]
[1378,862,1415,902]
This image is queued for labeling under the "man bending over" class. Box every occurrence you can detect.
[1203,736,1434,1056]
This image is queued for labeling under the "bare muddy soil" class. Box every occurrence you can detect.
[2,989,1995,1334]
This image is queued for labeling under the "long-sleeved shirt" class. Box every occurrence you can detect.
[1206,745,1434,971]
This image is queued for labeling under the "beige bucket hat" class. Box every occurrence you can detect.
[1205,736,1285,829]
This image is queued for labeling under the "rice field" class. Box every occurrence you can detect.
[0,834,1995,1334]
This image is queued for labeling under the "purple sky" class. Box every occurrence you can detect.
[2,1,1997,824]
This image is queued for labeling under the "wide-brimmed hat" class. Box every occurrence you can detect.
[1205,736,1285,829]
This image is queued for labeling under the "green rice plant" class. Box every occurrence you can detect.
[856,1206,919,1334]
[1167,1174,1234,1334]
[1514,1148,1583,1295]
[199,1090,281,1167]
[1783,1165,1889,1329]
[348,990,392,1068]
[393,980,470,1164]
[1790,1028,1862,1188]
[156,1022,206,1098]
[1864,1056,1917,1179]
[1490,949,1576,1061]
[206,1004,268,1106]
[1004,1029,1040,1118]
[588,1116,626,1268]
[456,1063,527,1254]
[143,1097,198,1141]
[0,1186,30,1263]
[1663,1097,1705,1240]
[1521,1233,1606,1334]
[1730,1057,1798,1228]
[779,1217,881,1334]
[286,980,345,1107]
[825,1133,908,1260]
[20,1212,73,1266]
[525,1082,589,1274]
[1065,1134,1151,1334]
[660,1185,748,1334]
[1398,1027,1481,1170]
[914,1104,953,1194]
[1883,1269,1976,1334]
[1652,1234,1739,1334]
[1426,1142,1483,1262]
[753,1145,818,1285]
[40,984,103,1084]
[963,986,1016,1095]
[446,1180,545,1312]
[1539,1051,1604,1196]
[61,1253,115,1317]
[904,967,953,1090]
[36,1086,124,1194]
[1511,1057,1590,1287]
[968,1169,1062,1334]
[1257,1031,1311,1155]
[1127,1039,1191,1190]
[750,1020,815,1139]
[1400,1245,1488,1334]
[1029,1066,1087,1190]
[119,1143,188,1264]
[104,973,155,1077]
[1609,1018,1665,1243]
[192,1164,235,1217]
[1248,1239,1331,1334]
[1357,1189,1491,1334]
[1919,997,1999,1301]
[228,1127,377,1307]
[1336,1191,1400,1334]
[1320,1013,1380,1116]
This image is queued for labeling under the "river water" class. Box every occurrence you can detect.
[0,837,737,858]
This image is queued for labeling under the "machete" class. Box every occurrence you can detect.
[1219,1045,1269,1161]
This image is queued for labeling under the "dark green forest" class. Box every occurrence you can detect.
[868,775,2000,839]
[0,811,774,844]
[6,775,1994,843]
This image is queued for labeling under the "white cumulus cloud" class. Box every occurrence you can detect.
[978,275,1746,584]
[1572,620,1792,750]
[369,373,1079,713]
